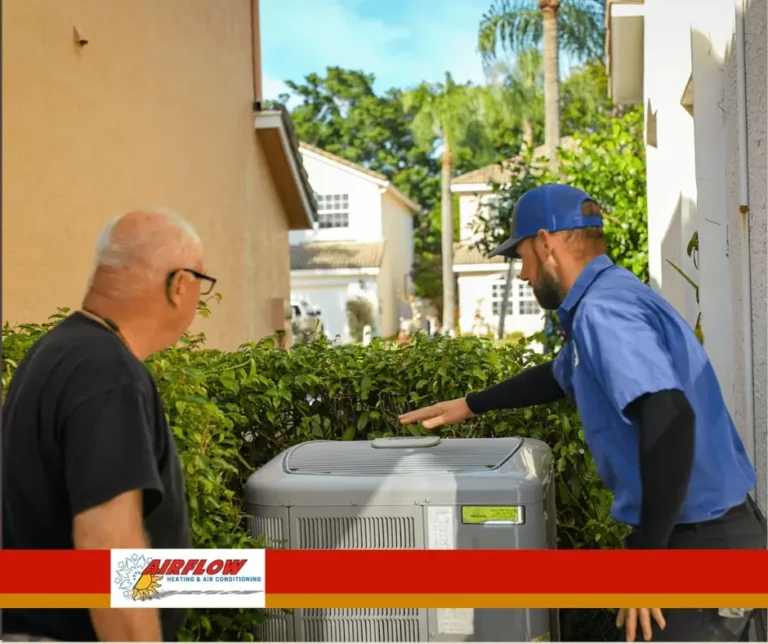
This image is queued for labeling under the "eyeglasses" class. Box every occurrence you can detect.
[166,268,217,296]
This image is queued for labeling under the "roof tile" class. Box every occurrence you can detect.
[291,241,386,271]
[451,137,578,186]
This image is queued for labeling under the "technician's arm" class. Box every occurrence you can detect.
[625,389,695,549]
[399,361,567,430]
[465,361,567,414]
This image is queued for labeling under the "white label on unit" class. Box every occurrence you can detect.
[436,608,475,636]
[427,506,455,550]
[427,507,474,635]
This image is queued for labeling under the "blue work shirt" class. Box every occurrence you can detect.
[552,254,756,526]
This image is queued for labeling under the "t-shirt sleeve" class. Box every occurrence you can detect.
[574,300,684,416]
[62,384,164,518]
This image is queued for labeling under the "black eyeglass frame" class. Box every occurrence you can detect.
[165,268,217,302]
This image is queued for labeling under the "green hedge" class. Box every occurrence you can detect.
[2,308,628,642]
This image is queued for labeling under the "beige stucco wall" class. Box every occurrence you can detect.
[3,0,290,350]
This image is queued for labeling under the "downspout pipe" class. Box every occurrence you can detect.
[251,0,263,109]
[735,0,755,467]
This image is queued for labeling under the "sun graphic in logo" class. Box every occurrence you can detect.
[113,554,163,601]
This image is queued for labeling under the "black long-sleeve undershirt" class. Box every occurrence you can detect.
[624,389,695,549]
[464,364,695,548]
[465,361,566,414]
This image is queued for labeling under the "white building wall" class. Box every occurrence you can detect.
[457,268,546,339]
[289,152,383,245]
[641,0,766,513]
[380,191,415,337]
[291,274,380,344]
[643,0,699,328]
[458,192,497,243]
[690,0,737,414]
[723,0,767,513]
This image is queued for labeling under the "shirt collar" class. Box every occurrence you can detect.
[557,254,615,336]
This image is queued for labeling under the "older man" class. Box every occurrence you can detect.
[2,209,216,642]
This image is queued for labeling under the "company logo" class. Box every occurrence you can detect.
[111,550,264,607]
[114,553,162,601]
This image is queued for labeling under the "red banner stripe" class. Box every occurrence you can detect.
[2,549,767,596]
[0,550,111,594]
[263,550,768,594]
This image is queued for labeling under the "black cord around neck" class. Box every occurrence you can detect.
[81,307,121,334]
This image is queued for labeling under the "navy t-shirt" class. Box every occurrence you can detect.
[2,312,192,641]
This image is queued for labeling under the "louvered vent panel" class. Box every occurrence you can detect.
[302,615,420,642]
[250,515,285,548]
[254,609,291,641]
[303,609,419,617]
[298,516,416,549]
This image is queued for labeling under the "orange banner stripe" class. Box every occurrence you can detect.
[0,594,111,609]
[3,593,766,610]
[265,594,768,610]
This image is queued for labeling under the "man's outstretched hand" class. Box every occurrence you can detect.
[398,398,473,430]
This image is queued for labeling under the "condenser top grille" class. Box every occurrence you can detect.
[283,437,523,476]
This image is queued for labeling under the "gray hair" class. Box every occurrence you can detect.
[89,208,203,292]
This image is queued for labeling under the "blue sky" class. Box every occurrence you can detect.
[260,0,493,100]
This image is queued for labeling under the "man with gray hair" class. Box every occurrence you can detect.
[2,209,216,641]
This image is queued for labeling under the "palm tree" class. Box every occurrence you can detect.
[403,73,479,333]
[478,0,605,159]
[484,50,544,150]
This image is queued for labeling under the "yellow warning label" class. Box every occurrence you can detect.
[532,632,551,642]
[460,506,524,524]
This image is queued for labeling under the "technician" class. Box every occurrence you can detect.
[399,184,765,642]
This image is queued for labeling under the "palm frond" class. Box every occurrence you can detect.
[557,0,606,61]
[478,0,542,66]
[478,0,606,65]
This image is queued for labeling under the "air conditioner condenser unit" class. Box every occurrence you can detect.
[246,435,559,642]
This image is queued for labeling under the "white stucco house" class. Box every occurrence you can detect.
[290,143,419,343]
[449,140,576,339]
[607,0,767,519]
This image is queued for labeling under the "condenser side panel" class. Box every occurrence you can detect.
[248,506,294,641]
[288,505,429,642]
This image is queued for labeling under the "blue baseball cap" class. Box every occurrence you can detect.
[489,184,603,259]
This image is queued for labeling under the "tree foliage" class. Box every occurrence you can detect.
[560,58,616,134]
[473,105,648,283]
[483,51,545,148]
[273,67,441,212]
[403,73,483,168]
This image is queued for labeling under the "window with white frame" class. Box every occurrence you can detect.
[491,275,509,316]
[517,280,540,315]
[491,274,541,317]
[315,193,350,229]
